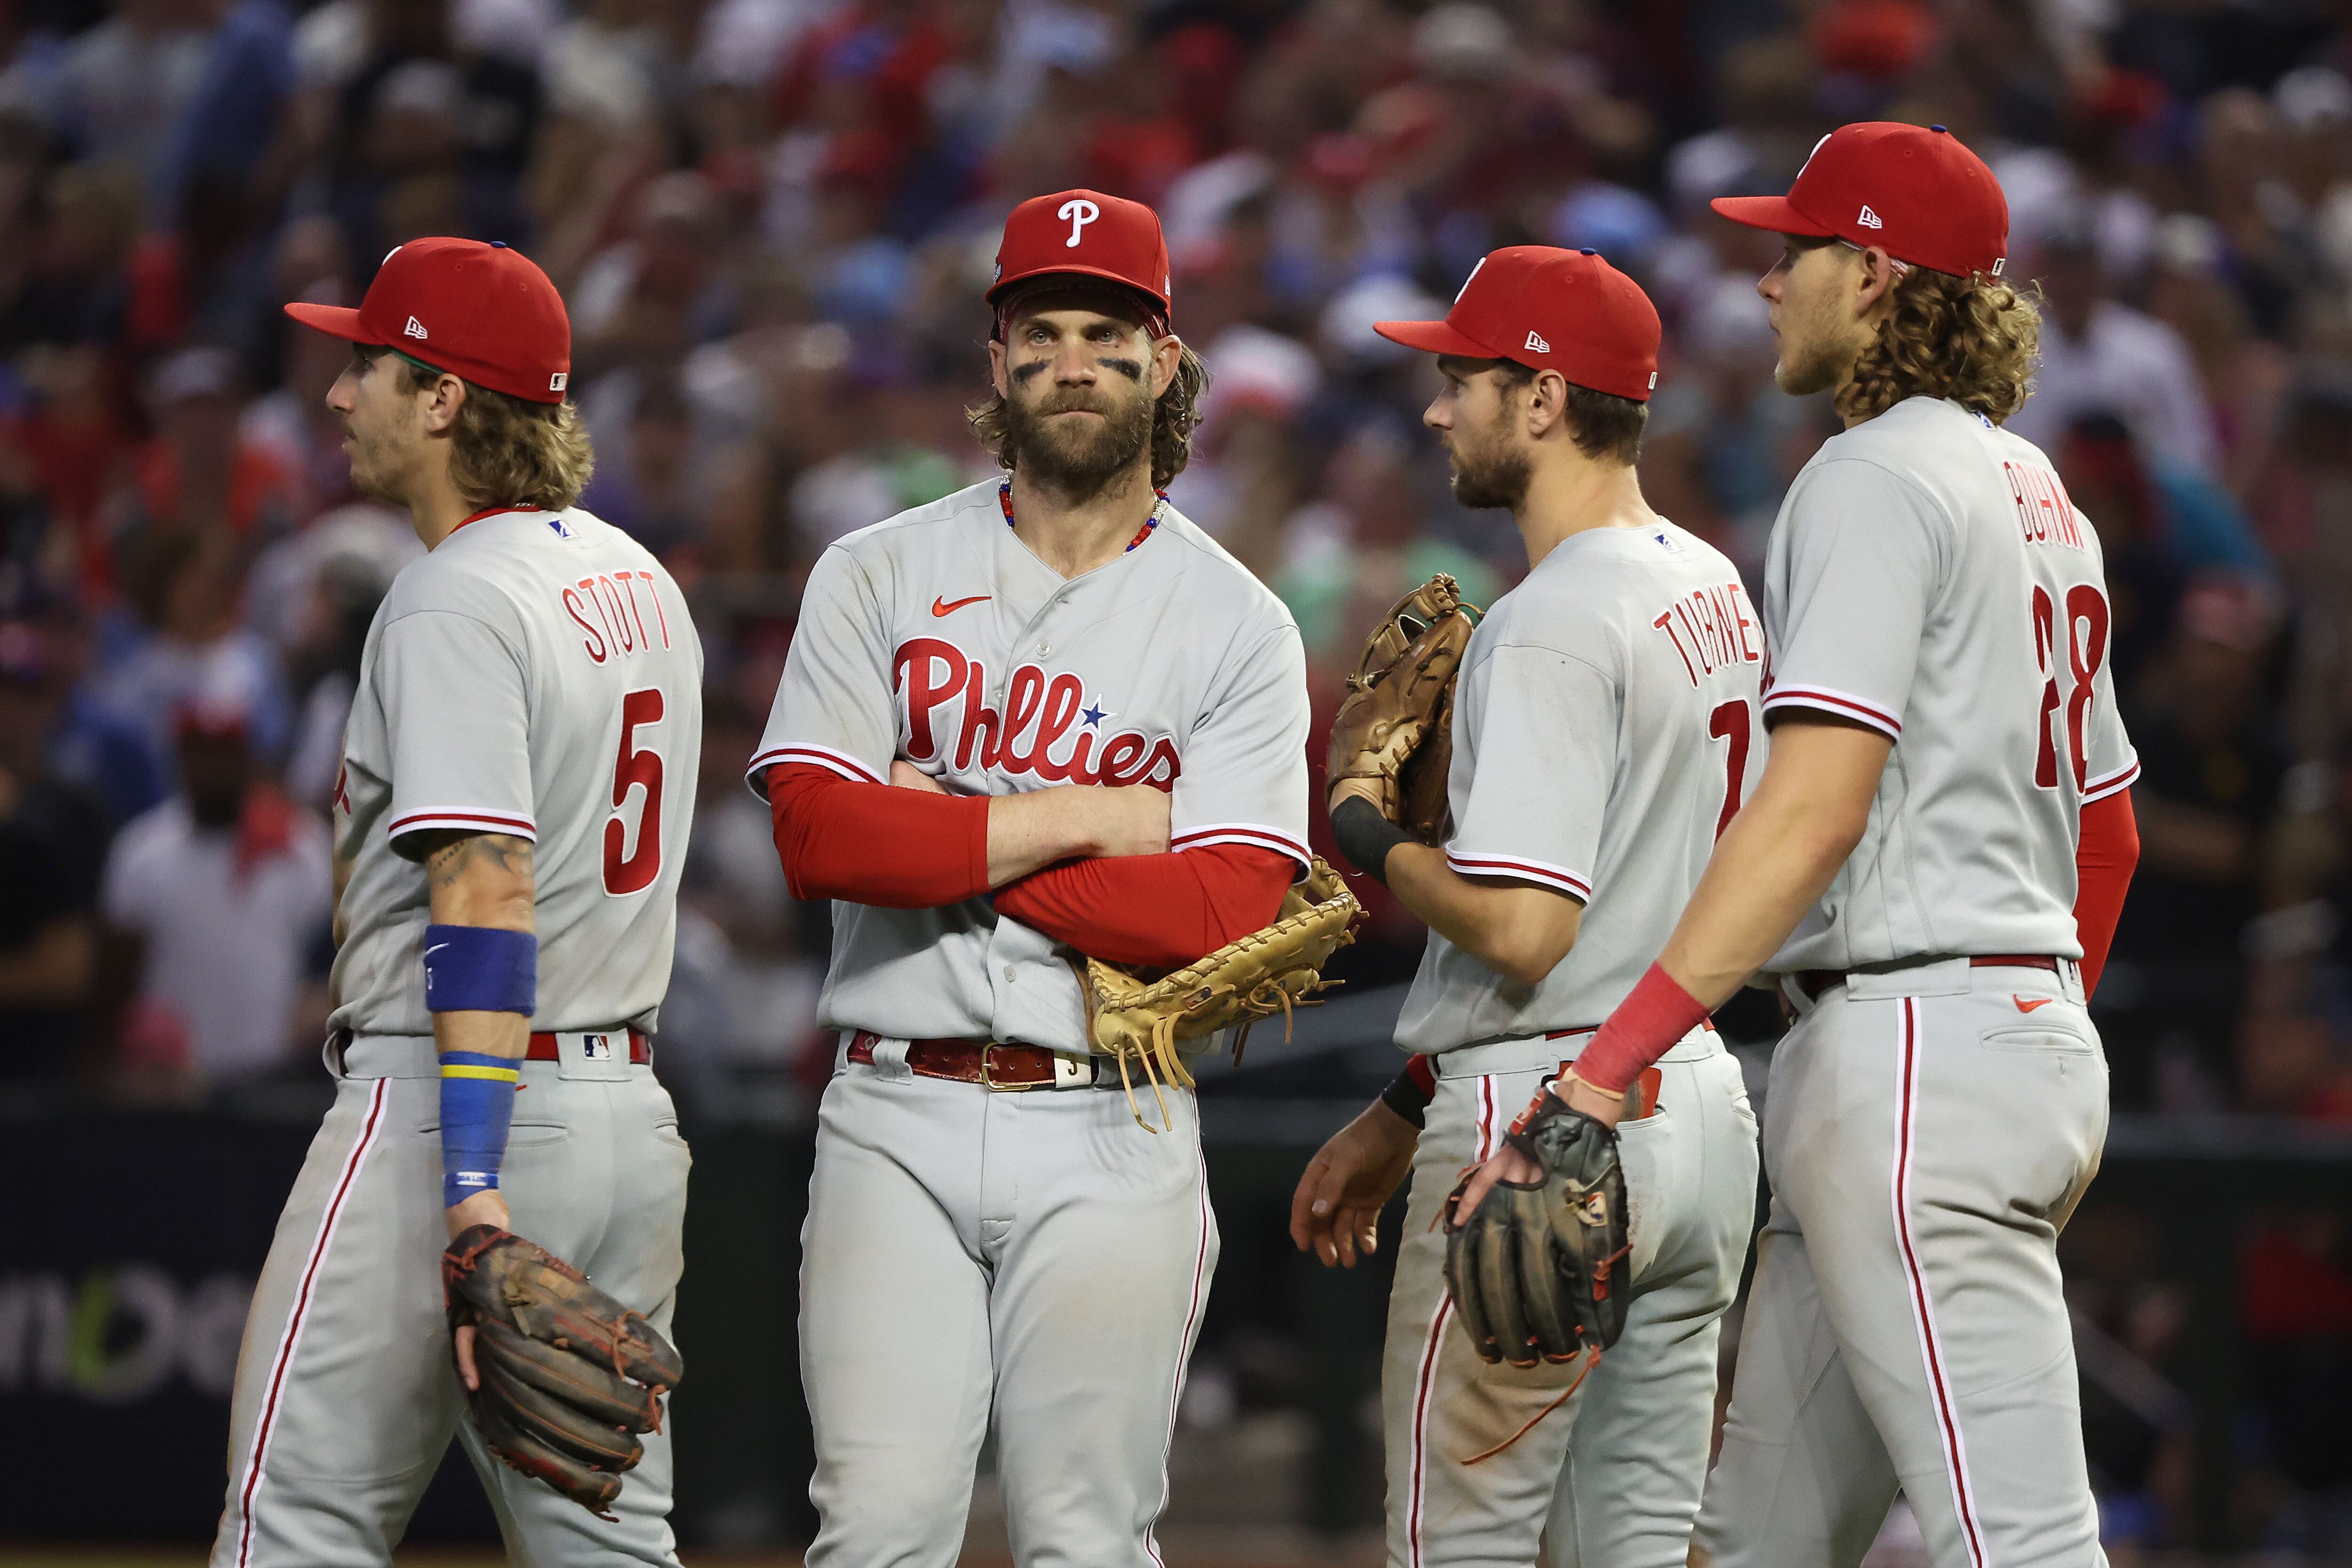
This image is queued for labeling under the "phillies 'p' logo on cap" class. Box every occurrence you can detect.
[283,238,573,405]
[1712,122,2009,279]
[988,189,1173,330]
[1371,246,1661,403]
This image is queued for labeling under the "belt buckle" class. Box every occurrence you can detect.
[979,1044,1037,1093]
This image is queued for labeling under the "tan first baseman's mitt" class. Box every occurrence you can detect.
[1326,575,1482,842]
[1077,858,1364,1130]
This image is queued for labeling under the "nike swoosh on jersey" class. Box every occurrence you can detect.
[2013,995,2055,1012]
[933,595,990,616]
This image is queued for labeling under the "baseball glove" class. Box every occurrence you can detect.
[443,1225,684,1520]
[1077,857,1363,1131]
[1326,574,1482,843]
[1443,1090,1631,1370]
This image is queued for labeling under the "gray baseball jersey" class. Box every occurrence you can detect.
[216,502,704,1568]
[1758,396,2137,973]
[330,504,705,1035]
[747,477,1312,1054]
[1394,521,1764,1057]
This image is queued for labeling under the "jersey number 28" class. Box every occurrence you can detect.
[2030,583,2110,793]
[604,688,665,895]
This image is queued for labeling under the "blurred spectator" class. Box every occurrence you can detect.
[2005,219,2220,477]
[98,691,329,1088]
[2101,577,2290,1109]
[0,614,109,1082]
[95,527,290,772]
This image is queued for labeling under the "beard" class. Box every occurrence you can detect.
[1771,296,1855,397]
[1001,376,1155,496]
[1446,432,1531,511]
[343,409,417,504]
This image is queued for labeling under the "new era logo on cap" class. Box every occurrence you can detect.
[1370,246,1661,404]
[283,237,573,405]
[1711,123,2009,279]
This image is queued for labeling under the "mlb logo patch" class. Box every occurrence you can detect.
[545,514,573,539]
[580,1033,613,1061]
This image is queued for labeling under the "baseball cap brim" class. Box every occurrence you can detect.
[284,302,372,343]
[987,263,1170,311]
[1371,318,1504,359]
[1709,194,1839,238]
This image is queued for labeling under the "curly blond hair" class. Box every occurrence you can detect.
[1838,269,2042,426]
[393,354,595,511]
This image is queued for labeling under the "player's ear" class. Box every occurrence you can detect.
[420,372,468,435]
[988,336,1010,399]
[1854,246,1904,316]
[1147,332,1182,399]
[1523,368,1569,441]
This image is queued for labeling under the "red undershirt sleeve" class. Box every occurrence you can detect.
[2073,788,2139,999]
[993,844,1296,969]
[767,763,991,908]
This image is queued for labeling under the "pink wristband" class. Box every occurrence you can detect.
[1574,963,1711,1094]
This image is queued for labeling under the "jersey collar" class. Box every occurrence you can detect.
[450,503,545,534]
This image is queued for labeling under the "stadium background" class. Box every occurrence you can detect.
[5,0,2352,1561]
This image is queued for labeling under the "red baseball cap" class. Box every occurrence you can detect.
[988,188,1173,327]
[284,237,572,405]
[1372,246,1661,402]
[1711,121,2009,279]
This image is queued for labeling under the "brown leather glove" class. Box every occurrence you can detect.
[443,1225,683,1519]
[1325,574,1482,842]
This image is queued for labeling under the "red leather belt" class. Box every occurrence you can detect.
[847,1031,1089,1090]
[524,1028,651,1065]
[1796,955,2062,1003]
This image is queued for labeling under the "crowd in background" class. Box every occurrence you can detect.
[7,0,2352,1551]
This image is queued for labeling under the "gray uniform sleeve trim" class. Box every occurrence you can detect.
[2081,757,2141,803]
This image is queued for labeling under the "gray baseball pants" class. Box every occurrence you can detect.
[1694,958,2109,1568]
[797,1041,1217,1568]
[209,1033,690,1568]
[1383,1029,1760,1568]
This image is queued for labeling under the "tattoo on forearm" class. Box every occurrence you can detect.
[426,833,535,890]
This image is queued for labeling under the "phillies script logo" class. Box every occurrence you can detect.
[896,637,1180,788]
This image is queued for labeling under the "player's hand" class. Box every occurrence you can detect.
[1290,1100,1419,1267]
[1091,783,1172,857]
[891,760,950,794]
[445,1190,510,1392]
[1448,1074,1626,1224]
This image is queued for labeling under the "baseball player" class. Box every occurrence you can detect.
[748,189,1311,1568]
[1454,124,2143,1568]
[213,239,703,1567]
[1290,247,1764,1568]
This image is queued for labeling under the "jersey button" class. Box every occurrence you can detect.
[1037,642,1050,656]
[1004,965,1017,982]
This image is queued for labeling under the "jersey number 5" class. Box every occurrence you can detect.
[2030,583,2111,793]
[604,688,665,895]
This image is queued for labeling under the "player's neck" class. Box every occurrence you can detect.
[405,466,477,551]
[1007,464,1157,579]
[1513,458,1657,570]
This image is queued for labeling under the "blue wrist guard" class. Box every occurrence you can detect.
[440,1051,519,1208]
[422,924,537,1014]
